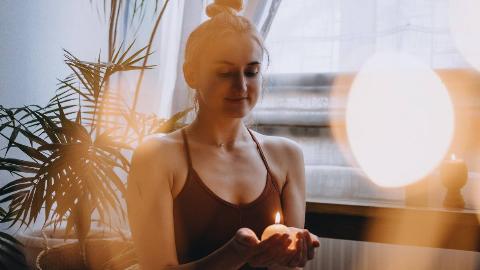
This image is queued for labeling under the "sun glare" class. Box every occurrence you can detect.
[346,52,455,187]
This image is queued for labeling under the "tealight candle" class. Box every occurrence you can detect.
[440,153,468,208]
[261,212,295,249]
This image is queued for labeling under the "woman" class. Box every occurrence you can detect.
[127,0,320,269]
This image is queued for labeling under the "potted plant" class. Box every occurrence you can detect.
[0,44,188,269]
[0,0,188,268]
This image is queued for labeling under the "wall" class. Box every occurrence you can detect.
[0,0,108,231]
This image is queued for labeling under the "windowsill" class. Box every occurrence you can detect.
[307,197,479,214]
[305,199,480,252]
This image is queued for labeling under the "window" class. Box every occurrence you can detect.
[265,0,468,74]
[255,0,480,206]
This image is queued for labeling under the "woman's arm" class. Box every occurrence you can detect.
[269,139,319,270]
[281,140,306,230]
[127,137,178,269]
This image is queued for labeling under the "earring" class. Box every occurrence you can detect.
[193,92,199,113]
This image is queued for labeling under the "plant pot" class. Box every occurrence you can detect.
[36,239,133,270]
[16,228,130,269]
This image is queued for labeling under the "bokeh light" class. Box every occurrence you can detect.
[346,52,454,187]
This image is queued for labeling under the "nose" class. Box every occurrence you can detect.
[233,72,247,92]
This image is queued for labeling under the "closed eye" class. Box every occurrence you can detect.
[217,72,232,78]
[245,71,259,77]
[215,69,259,78]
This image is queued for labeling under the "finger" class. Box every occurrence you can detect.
[278,247,296,266]
[256,233,280,250]
[290,232,307,267]
[288,233,304,267]
[296,232,308,267]
[301,229,320,247]
[304,230,315,260]
[300,231,308,266]
[275,233,292,251]
[261,233,288,247]
[248,235,279,267]
[250,234,290,266]
[251,245,281,266]
[311,233,320,248]
[276,235,293,261]
[252,233,288,258]
[235,228,259,247]
[232,228,261,261]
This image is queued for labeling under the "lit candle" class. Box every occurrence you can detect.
[440,153,468,208]
[261,212,295,249]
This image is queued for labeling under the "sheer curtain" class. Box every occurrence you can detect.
[117,0,186,118]
[168,0,211,117]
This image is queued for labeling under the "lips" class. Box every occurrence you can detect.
[224,97,248,101]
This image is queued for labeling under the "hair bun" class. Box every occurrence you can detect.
[206,0,243,18]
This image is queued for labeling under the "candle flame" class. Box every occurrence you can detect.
[275,212,281,224]
[451,154,456,160]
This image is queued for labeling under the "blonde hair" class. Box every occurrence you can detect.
[184,0,268,116]
[184,0,266,70]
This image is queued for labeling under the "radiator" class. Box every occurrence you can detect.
[304,238,480,270]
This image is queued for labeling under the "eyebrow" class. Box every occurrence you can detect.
[214,60,261,66]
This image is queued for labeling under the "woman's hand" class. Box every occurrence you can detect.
[285,228,320,268]
[231,228,320,268]
[231,228,294,268]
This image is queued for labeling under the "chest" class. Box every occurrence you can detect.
[172,141,286,204]
[197,146,263,177]
[194,146,267,202]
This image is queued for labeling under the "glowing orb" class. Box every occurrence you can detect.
[346,52,454,187]
[449,0,480,71]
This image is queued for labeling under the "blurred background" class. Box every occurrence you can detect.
[1,0,480,269]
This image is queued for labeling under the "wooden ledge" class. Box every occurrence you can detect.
[305,199,480,251]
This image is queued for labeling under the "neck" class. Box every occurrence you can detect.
[187,109,250,148]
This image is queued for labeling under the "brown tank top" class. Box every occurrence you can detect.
[173,128,284,269]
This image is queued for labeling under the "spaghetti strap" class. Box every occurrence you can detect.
[246,128,281,193]
[246,128,272,174]
[181,129,193,168]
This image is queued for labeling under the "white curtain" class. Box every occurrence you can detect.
[153,1,187,118]
[168,0,211,117]
[117,0,186,118]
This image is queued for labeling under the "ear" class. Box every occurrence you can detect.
[183,63,197,89]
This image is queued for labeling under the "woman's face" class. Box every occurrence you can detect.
[193,32,263,118]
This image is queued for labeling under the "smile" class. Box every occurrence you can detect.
[224,97,248,101]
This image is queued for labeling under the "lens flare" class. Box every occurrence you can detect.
[346,52,454,187]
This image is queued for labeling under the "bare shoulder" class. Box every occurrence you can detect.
[249,129,304,186]
[129,129,186,190]
[132,129,184,164]
[249,130,303,159]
